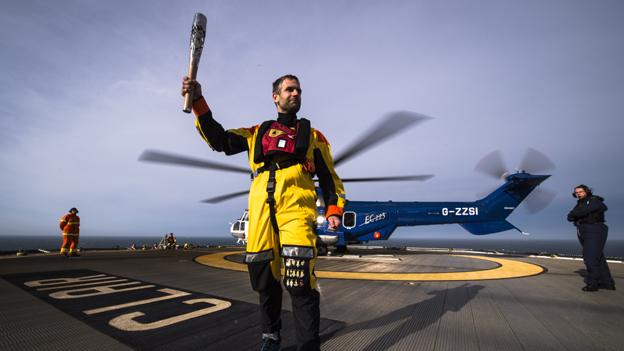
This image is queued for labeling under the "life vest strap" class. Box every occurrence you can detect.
[254,158,302,178]
[266,169,281,241]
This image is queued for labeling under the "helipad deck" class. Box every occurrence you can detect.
[1,248,622,350]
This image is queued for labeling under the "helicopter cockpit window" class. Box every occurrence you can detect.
[343,211,356,229]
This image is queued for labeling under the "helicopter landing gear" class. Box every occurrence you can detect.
[316,242,328,256]
[335,245,347,254]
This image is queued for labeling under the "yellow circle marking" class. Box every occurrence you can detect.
[195,251,544,281]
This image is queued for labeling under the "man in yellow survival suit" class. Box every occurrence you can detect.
[182,74,345,351]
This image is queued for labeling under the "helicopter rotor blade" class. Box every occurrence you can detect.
[474,150,508,179]
[340,174,434,183]
[139,150,249,174]
[333,111,432,167]
[202,174,434,203]
[518,148,555,174]
[200,190,249,204]
[523,188,557,214]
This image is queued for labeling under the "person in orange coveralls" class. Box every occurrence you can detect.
[59,207,80,256]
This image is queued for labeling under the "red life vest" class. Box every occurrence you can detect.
[261,121,298,158]
[254,118,311,164]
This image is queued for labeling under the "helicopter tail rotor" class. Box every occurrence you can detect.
[474,150,508,180]
[523,187,557,214]
[518,148,555,174]
[475,148,556,213]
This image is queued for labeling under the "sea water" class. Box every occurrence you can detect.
[1,235,623,259]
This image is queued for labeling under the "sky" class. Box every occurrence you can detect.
[1,0,623,242]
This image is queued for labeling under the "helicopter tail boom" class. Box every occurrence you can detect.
[454,172,550,235]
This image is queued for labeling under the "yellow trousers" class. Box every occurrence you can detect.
[245,164,318,288]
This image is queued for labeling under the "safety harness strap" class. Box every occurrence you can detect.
[254,117,311,245]
[266,168,280,235]
[259,159,303,234]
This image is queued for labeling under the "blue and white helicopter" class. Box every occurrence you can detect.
[140,112,554,253]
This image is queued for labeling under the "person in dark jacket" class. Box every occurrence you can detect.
[567,185,615,291]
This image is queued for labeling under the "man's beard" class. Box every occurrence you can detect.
[279,99,300,114]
